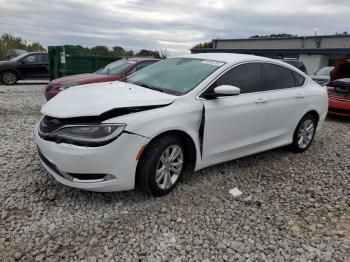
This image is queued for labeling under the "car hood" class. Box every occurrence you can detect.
[51,73,118,85]
[0,61,13,65]
[41,81,177,118]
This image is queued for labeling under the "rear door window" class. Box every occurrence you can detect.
[292,71,305,86]
[212,63,264,94]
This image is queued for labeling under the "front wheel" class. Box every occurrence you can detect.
[1,71,18,85]
[290,114,317,153]
[136,135,186,196]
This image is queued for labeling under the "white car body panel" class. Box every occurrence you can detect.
[203,92,269,164]
[41,81,176,118]
[35,127,149,192]
[35,53,328,192]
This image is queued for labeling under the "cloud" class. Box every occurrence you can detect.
[0,0,349,56]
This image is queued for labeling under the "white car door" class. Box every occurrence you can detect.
[201,63,269,165]
[261,63,308,145]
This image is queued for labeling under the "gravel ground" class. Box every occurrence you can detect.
[0,82,349,261]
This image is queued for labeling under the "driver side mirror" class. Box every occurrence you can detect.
[20,59,26,65]
[213,85,240,96]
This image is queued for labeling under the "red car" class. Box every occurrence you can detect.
[327,78,350,118]
[327,56,350,118]
[45,58,160,100]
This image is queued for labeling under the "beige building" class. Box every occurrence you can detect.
[191,35,350,74]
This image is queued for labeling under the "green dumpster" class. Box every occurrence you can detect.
[48,46,120,80]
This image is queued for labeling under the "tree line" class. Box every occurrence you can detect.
[0,33,167,60]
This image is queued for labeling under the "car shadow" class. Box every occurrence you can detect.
[325,115,350,123]
[16,82,48,85]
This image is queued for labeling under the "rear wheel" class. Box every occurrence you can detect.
[1,71,18,85]
[290,113,317,152]
[136,135,186,196]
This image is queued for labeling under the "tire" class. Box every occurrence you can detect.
[136,135,186,196]
[1,71,18,85]
[290,113,317,153]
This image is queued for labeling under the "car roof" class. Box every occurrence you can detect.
[177,52,279,64]
[26,52,48,55]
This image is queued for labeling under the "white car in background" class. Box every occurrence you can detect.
[35,53,328,196]
[310,66,334,85]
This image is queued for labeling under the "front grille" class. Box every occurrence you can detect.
[328,107,350,115]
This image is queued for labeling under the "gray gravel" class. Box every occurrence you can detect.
[0,82,349,261]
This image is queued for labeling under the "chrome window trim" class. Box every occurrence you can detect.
[196,60,307,100]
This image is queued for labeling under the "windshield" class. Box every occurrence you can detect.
[316,67,334,75]
[126,58,224,95]
[9,53,28,62]
[97,60,135,75]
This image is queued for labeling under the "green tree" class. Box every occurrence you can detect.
[90,45,110,56]
[249,33,297,39]
[126,50,134,57]
[135,49,161,58]
[0,33,45,60]
[64,45,92,55]
[192,41,213,49]
[112,45,125,57]
[26,42,45,52]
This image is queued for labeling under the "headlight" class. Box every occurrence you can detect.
[43,124,126,146]
[58,82,79,91]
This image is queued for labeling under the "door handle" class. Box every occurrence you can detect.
[295,94,305,99]
[255,98,267,104]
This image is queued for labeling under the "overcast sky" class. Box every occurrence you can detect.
[0,0,349,56]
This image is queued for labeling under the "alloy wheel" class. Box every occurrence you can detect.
[2,72,17,85]
[155,145,184,190]
[297,119,315,149]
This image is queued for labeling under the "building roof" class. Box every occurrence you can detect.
[191,48,350,56]
[213,34,350,42]
[204,34,350,53]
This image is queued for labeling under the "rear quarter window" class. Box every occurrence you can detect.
[292,71,305,86]
[262,63,305,90]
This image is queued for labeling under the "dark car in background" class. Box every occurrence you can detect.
[45,57,159,100]
[282,59,308,74]
[330,56,350,81]
[0,52,49,85]
[6,49,28,60]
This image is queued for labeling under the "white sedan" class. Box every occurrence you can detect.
[35,53,328,196]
